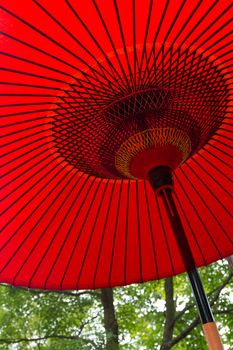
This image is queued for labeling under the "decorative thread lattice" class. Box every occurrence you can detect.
[115,128,191,179]
[52,43,229,179]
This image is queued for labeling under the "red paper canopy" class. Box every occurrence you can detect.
[1,0,233,290]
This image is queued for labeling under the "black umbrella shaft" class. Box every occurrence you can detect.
[188,268,213,324]
[160,187,214,324]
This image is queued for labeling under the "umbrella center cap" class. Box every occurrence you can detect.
[115,128,191,179]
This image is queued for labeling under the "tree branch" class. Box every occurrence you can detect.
[170,316,200,347]
[0,335,82,344]
[0,284,100,299]
[174,272,233,322]
[171,272,233,346]
[214,308,233,315]
[0,314,98,345]
[170,306,233,348]
[0,335,97,346]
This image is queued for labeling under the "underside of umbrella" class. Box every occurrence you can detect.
[1,0,233,291]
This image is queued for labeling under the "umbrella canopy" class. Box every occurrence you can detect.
[1,0,233,290]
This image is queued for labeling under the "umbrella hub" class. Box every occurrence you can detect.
[52,82,225,179]
[51,43,228,179]
[115,128,191,179]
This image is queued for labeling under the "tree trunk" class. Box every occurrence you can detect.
[101,288,119,350]
[226,255,233,272]
[160,277,175,350]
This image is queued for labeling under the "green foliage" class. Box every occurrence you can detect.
[0,289,104,350]
[0,260,232,349]
[115,260,232,349]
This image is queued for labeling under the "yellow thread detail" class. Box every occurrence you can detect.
[115,128,191,179]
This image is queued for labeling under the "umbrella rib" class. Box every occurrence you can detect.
[0,32,116,95]
[2,122,53,139]
[93,180,116,289]
[91,0,131,87]
[1,138,51,170]
[173,190,207,265]
[207,140,233,159]
[0,0,232,289]
[193,154,233,197]
[186,159,232,219]
[0,67,71,85]
[171,46,181,95]
[209,37,233,57]
[1,3,231,100]
[132,0,138,89]
[219,127,233,134]
[223,119,233,124]
[174,172,223,259]
[113,0,133,83]
[150,46,229,94]
[220,57,233,66]
[2,108,55,119]
[212,138,233,151]
[2,82,112,106]
[1,113,66,129]
[141,0,170,86]
[65,0,128,92]
[166,47,173,99]
[171,0,203,46]
[0,5,122,92]
[149,0,186,80]
[202,5,233,49]
[124,180,130,285]
[0,92,58,98]
[136,181,143,283]
[2,127,49,149]
[1,149,55,194]
[0,81,63,91]
[29,174,88,287]
[189,2,233,49]
[26,176,89,287]
[66,88,109,115]
[215,132,233,142]
[144,0,219,85]
[1,155,61,215]
[185,162,233,236]
[149,21,233,91]
[0,167,75,281]
[163,0,187,44]
[216,49,233,62]
[0,161,68,255]
[43,175,92,289]
[0,102,54,110]
[0,49,78,81]
[60,179,102,289]
[108,181,123,288]
[32,0,123,91]
[1,147,52,186]
[12,169,79,286]
[1,134,52,158]
[137,0,154,88]
[204,145,233,168]
[155,195,175,275]
[144,181,159,279]
[177,0,229,57]
[186,163,233,232]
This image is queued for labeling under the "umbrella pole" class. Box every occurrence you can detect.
[148,166,224,350]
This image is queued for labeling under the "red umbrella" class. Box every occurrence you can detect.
[1,1,232,348]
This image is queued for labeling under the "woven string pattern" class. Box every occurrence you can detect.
[115,128,191,178]
[52,44,228,179]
